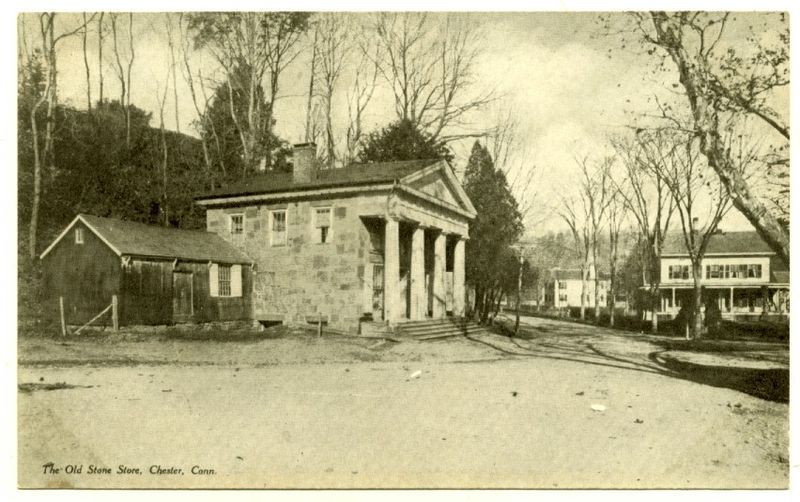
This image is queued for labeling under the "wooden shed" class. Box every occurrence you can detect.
[40,214,253,327]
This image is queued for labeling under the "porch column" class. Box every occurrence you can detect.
[671,288,676,314]
[384,218,401,322]
[432,230,447,318]
[453,237,466,317]
[409,226,426,320]
[729,287,734,313]
[761,286,769,315]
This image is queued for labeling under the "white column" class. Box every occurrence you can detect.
[453,237,466,317]
[671,288,676,313]
[432,231,447,318]
[729,287,734,313]
[409,226,426,320]
[384,218,401,322]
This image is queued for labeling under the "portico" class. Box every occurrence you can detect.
[375,217,467,322]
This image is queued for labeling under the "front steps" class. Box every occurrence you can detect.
[394,317,490,341]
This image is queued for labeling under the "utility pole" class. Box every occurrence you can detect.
[515,251,523,335]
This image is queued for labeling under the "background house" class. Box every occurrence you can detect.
[196,143,476,333]
[653,231,789,322]
[40,214,252,326]
[542,266,610,309]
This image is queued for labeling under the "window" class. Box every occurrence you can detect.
[559,294,567,302]
[558,281,566,290]
[668,265,690,280]
[230,214,244,235]
[314,207,332,243]
[209,263,242,298]
[747,264,762,278]
[270,210,287,246]
[218,265,231,296]
[74,227,84,244]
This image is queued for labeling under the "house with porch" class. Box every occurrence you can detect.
[195,143,477,334]
[654,231,789,322]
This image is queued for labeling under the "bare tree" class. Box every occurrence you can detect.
[344,38,380,165]
[97,12,104,106]
[177,15,218,188]
[155,70,170,226]
[109,13,135,147]
[372,12,496,142]
[81,13,92,112]
[314,13,350,168]
[624,12,790,264]
[559,195,591,320]
[24,13,94,258]
[164,13,180,133]
[188,13,309,175]
[581,158,613,322]
[605,183,629,327]
[611,132,675,332]
[639,128,741,339]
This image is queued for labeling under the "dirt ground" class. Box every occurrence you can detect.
[17,315,789,489]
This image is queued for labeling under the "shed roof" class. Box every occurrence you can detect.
[662,231,775,256]
[196,159,440,200]
[40,214,251,264]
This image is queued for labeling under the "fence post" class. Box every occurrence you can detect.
[112,295,119,331]
[59,296,67,336]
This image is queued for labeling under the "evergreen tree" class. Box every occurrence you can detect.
[357,118,453,163]
[462,141,523,321]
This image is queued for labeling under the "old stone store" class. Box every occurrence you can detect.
[196,143,477,333]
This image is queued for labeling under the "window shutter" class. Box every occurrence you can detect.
[231,264,242,297]
[209,263,219,297]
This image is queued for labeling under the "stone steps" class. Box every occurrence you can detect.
[395,317,490,340]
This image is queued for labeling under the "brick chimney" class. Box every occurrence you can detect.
[292,143,317,183]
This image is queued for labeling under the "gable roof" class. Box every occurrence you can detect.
[662,231,775,256]
[196,159,440,200]
[40,214,252,264]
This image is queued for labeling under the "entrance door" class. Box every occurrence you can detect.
[372,264,384,321]
[172,271,194,322]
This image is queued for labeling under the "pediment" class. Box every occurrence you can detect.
[399,161,477,218]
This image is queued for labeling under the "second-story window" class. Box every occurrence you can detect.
[270,210,287,246]
[74,227,84,244]
[558,281,566,290]
[314,207,332,244]
[668,265,690,280]
[230,214,244,235]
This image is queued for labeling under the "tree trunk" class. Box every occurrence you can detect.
[579,265,587,320]
[651,286,659,333]
[81,13,92,112]
[97,13,104,106]
[690,260,704,339]
[651,12,790,265]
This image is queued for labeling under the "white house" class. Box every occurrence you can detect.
[542,266,610,309]
[652,231,789,321]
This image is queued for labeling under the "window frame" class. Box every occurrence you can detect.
[74,227,84,244]
[313,206,333,244]
[269,209,288,247]
[218,264,232,297]
[229,214,245,236]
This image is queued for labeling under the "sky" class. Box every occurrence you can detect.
[16,9,788,237]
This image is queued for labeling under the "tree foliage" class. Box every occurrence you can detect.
[462,141,523,322]
[357,118,453,163]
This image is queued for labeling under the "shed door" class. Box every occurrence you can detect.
[172,271,194,322]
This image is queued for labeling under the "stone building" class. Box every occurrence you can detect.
[196,143,476,333]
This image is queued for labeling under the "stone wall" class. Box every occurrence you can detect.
[206,193,387,333]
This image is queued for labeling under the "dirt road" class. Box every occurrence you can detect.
[18,316,789,488]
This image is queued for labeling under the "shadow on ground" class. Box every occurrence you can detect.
[468,316,790,404]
